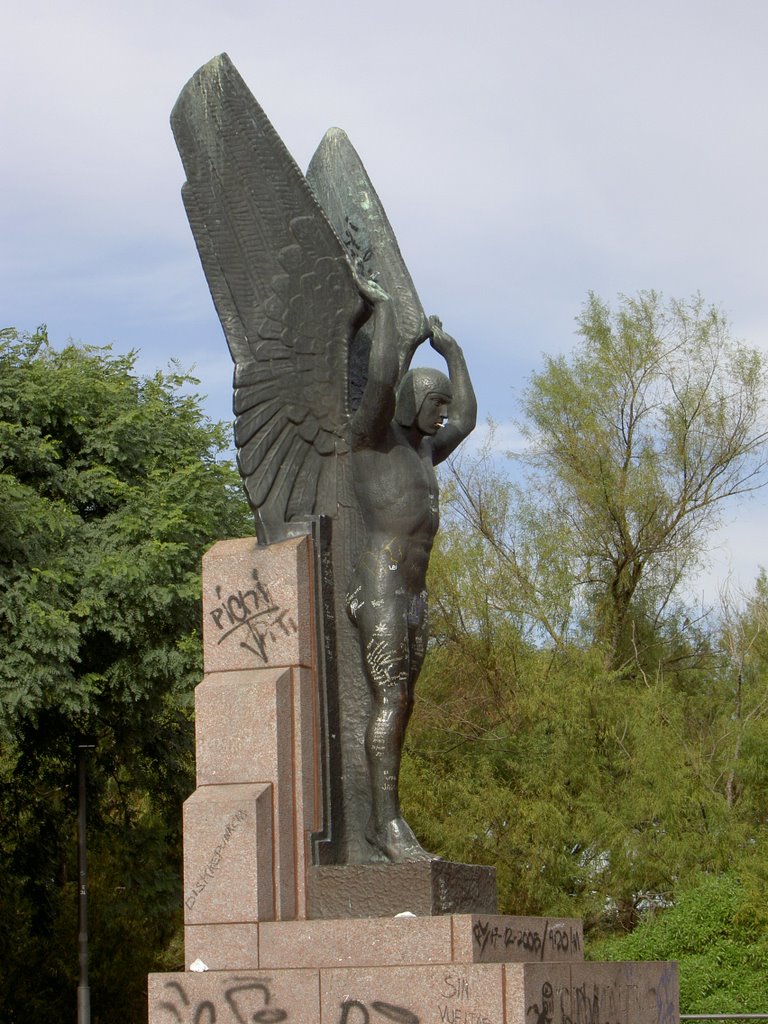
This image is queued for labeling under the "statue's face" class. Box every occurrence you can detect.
[417,392,451,435]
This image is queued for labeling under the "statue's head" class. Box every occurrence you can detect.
[395,368,453,433]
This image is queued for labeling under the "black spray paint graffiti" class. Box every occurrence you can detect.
[209,570,297,662]
[526,982,554,1024]
[654,965,677,1024]
[438,1008,491,1024]
[437,973,491,1024]
[525,973,676,1024]
[158,977,287,1022]
[157,980,417,1023]
[339,1000,419,1023]
[472,919,581,960]
[571,984,600,1024]
[185,809,248,911]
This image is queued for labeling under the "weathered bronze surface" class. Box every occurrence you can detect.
[172,54,476,864]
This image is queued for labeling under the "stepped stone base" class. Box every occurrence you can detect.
[183,914,584,973]
[152,535,680,1024]
[149,958,678,1024]
[307,861,498,919]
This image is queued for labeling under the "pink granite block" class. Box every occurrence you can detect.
[259,916,454,969]
[319,963,505,1023]
[195,668,293,786]
[184,923,259,971]
[294,667,321,820]
[194,665,321,920]
[183,783,274,925]
[568,960,679,1024]
[202,535,315,673]
[148,969,319,1023]
[194,668,295,920]
[504,961,572,1024]
[504,961,679,1024]
[454,914,584,963]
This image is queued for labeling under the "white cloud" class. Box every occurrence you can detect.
[4,0,768,602]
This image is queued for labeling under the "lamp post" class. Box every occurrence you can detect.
[77,737,96,1024]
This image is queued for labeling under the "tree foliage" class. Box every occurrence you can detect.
[0,328,251,1022]
[448,293,768,669]
[399,292,768,1006]
[590,868,768,1013]
[6,289,768,1014]
[403,518,738,928]
[529,292,768,665]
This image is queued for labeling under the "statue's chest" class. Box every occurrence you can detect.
[353,443,437,515]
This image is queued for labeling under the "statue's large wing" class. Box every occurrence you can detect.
[306,129,428,404]
[171,55,366,542]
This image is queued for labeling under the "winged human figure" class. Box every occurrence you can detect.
[172,54,476,863]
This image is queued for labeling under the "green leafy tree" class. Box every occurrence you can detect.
[717,572,768,817]
[402,293,768,935]
[590,867,768,1012]
[404,516,735,927]
[522,291,768,667]
[446,294,768,671]
[0,328,251,1022]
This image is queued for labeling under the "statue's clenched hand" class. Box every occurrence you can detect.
[428,315,458,357]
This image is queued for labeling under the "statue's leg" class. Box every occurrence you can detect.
[354,594,436,862]
[357,596,408,825]
[404,589,428,735]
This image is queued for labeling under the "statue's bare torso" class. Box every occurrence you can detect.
[349,427,439,596]
[346,281,476,861]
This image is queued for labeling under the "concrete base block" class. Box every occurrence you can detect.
[149,959,679,1023]
[148,969,319,1023]
[255,914,585,970]
[194,665,320,920]
[259,915,455,969]
[183,782,274,924]
[307,861,497,919]
[505,959,679,1024]
[184,923,259,971]
[321,963,505,1023]
[201,535,315,673]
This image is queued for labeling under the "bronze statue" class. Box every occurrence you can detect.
[347,282,476,859]
[172,54,476,863]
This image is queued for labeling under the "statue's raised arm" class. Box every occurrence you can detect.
[426,317,478,465]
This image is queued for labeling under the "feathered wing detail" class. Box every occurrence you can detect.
[171,54,365,541]
[306,128,429,403]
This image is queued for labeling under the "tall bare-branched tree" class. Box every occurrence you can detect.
[446,292,768,670]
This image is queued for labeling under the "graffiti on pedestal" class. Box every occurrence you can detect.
[208,570,297,663]
[472,919,582,961]
[525,981,554,1024]
[339,999,419,1023]
[155,978,419,1023]
[158,978,287,1022]
[184,809,248,912]
[524,964,677,1024]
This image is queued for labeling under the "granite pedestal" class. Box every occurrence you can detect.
[148,536,680,1024]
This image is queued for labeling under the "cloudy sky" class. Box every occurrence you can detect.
[3,0,768,606]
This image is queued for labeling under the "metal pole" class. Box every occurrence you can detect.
[77,740,95,1024]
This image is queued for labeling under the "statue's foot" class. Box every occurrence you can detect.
[369,816,440,863]
[346,838,390,864]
